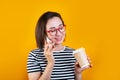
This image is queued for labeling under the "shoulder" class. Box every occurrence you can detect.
[28,48,44,58]
[64,46,75,52]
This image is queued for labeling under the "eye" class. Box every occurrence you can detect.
[59,27,63,30]
[50,29,56,33]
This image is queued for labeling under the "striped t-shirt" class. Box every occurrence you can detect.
[27,46,76,80]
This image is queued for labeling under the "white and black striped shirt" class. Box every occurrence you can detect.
[27,46,76,80]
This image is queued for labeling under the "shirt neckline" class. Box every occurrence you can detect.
[53,46,66,52]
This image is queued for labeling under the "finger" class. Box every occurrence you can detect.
[44,37,52,52]
[89,63,93,68]
[52,42,55,48]
[86,57,93,68]
[47,43,54,52]
[44,44,49,53]
[46,38,55,53]
[88,58,92,63]
[49,39,55,47]
[75,62,81,68]
[52,38,56,43]
[47,39,54,48]
[75,62,79,65]
[81,66,89,71]
[87,56,92,63]
[87,56,91,61]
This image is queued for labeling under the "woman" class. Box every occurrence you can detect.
[27,11,91,80]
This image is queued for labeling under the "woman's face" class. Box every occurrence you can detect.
[46,17,66,45]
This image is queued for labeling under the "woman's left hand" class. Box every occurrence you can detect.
[75,56,92,74]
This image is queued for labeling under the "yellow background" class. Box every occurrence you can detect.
[0,0,120,80]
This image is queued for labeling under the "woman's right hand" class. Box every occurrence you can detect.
[44,40,55,65]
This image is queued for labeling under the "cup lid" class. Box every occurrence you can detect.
[73,47,85,54]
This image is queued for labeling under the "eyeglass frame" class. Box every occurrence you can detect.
[46,24,66,36]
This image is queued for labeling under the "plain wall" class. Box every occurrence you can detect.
[0,0,120,80]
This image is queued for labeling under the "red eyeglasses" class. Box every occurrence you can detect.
[46,25,66,36]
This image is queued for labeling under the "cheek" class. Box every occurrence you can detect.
[62,32,66,38]
[49,36,56,41]
[48,32,66,42]
[61,32,66,39]
[62,34,66,41]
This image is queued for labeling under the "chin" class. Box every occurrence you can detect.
[55,40,63,45]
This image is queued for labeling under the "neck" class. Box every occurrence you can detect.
[53,44,64,51]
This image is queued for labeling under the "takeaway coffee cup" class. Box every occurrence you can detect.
[73,47,90,68]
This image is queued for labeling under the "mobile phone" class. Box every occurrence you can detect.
[46,37,51,43]
[46,37,55,48]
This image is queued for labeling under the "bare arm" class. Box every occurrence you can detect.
[28,72,41,80]
[75,57,92,80]
[75,73,82,80]
[38,63,54,80]
[28,63,54,80]
[37,39,55,80]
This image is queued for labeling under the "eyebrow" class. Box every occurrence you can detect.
[49,24,63,29]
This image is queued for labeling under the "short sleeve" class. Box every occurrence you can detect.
[27,51,41,73]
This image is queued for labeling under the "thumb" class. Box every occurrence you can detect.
[75,62,79,65]
[75,62,81,68]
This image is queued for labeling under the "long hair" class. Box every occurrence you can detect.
[35,11,65,49]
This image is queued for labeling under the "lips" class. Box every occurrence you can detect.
[55,37,62,41]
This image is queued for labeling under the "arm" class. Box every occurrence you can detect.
[28,63,54,80]
[28,39,55,80]
[75,62,82,80]
[28,51,55,80]
[28,72,41,80]
[27,51,42,80]
[75,57,92,80]
[38,63,54,80]
[75,74,82,80]
[36,39,55,80]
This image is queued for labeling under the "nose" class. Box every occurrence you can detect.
[56,29,62,35]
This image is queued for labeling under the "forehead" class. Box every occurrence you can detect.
[46,17,62,29]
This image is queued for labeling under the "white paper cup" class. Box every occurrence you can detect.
[73,47,90,68]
